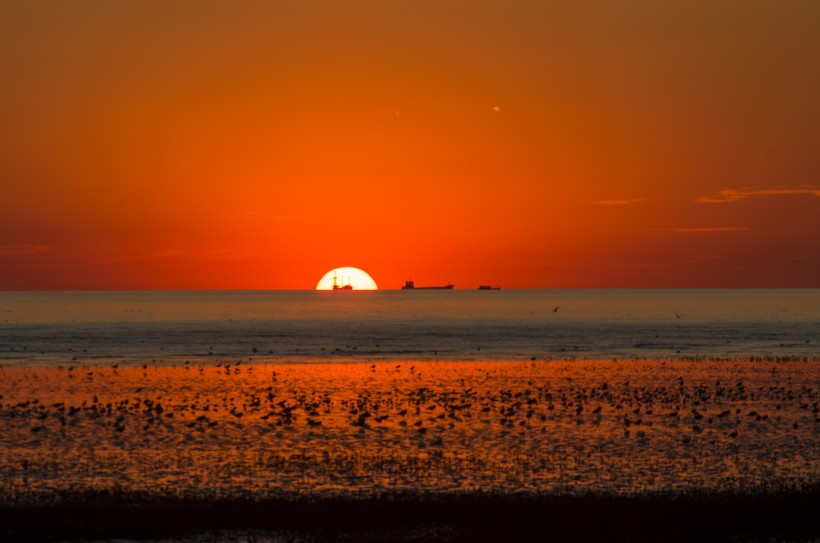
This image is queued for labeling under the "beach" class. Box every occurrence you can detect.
[2,357,818,541]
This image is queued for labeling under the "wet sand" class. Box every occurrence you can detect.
[1,358,818,541]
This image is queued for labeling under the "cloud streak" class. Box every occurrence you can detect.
[274,214,321,221]
[0,244,50,255]
[591,198,646,205]
[696,186,820,203]
[672,227,751,233]
[98,249,269,265]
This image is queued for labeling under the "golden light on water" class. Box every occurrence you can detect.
[2,360,817,497]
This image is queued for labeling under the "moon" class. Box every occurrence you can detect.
[315,267,378,290]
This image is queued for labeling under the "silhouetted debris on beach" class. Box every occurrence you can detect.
[1,359,818,541]
[1,485,819,542]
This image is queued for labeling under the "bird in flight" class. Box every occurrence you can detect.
[553,306,560,313]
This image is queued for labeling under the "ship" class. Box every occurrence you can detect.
[478,285,501,290]
[332,271,353,290]
[401,280,454,290]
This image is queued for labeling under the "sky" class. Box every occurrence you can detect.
[1,0,819,289]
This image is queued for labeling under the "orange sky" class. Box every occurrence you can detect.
[1,1,819,289]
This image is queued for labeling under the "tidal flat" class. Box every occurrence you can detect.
[1,358,818,541]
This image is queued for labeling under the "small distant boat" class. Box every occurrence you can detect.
[401,280,454,290]
[332,272,353,290]
[478,285,501,290]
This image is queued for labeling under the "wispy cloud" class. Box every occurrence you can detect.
[99,249,188,264]
[591,198,646,205]
[98,249,269,265]
[672,227,751,233]
[0,244,50,255]
[696,186,820,203]
[274,214,321,221]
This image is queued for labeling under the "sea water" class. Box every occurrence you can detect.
[1,289,818,364]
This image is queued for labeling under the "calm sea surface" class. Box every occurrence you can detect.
[1,289,819,364]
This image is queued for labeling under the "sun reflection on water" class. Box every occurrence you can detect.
[1,359,817,501]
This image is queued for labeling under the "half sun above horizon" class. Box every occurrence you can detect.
[315,267,379,291]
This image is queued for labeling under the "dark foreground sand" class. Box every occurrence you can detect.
[3,487,820,542]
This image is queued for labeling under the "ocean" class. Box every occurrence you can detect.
[2,289,819,364]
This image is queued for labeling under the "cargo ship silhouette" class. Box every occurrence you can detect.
[401,280,454,290]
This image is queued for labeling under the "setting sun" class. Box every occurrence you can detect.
[315,267,378,290]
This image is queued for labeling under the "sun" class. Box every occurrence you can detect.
[315,267,378,290]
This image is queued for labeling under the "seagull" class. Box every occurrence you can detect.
[674,312,683,319]
[553,306,560,313]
